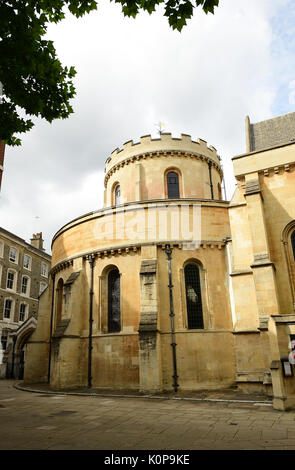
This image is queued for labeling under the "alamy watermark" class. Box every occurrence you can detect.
[93,203,202,250]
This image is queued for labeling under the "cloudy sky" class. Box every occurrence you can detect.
[1,0,295,253]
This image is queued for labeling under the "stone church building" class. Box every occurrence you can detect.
[24,112,295,410]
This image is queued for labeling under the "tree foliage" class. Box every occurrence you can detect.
[0,0,219,145]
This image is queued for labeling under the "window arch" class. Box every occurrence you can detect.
[112,184,121,206]
[184,263,204,329]
[108,267,121,333]
[55,278,64,327]
[167,171,180,199]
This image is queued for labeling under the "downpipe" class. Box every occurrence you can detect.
[48,272,55,384]
[165,244,179,393]
[87,254,95,388]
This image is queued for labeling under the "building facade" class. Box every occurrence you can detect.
[24,112,295,410]
[0,229,51,379]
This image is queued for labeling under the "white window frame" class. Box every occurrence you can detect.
[39,282,47,295]
[19,303,28,322]
[21,275,30,296]
[9,247,19,264]
[41,262,48,278]
[0,241,3,258]
[23,254,32,271]
[0,263,2,285]
[3,298,14,321]
[6,269,17,292]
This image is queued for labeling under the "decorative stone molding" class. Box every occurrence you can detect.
[262,163,294,178]
[230,269,253,277]
[51,240,227,274]
[104,149,223,188]
[236,370,264,383]
[51,260,73,276]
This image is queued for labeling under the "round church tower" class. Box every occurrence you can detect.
[25,133,235,392]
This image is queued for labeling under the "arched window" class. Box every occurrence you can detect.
[217,183,222,200]
[56,278,64,327]
[167,172,180,199]
[292,231,295,261]
[108,268,121,333]
[184,263,204,329]
[115,185,121,205]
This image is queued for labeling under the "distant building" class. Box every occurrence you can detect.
[0,228,51,379]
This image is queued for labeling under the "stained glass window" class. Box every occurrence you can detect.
[108,268,121,333]
[184,263,204,329]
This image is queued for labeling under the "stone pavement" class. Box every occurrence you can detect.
[1,380,295,450]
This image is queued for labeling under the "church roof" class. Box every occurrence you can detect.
[248,111,295,152]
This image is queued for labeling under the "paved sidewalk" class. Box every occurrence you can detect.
[0,380,295,450]
[15,381,273,404]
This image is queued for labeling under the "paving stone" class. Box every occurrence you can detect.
[2,380,295,450]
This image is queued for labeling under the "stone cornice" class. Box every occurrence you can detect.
[50,240,226,275]
[104,149,223,188]
[262,163,294,177]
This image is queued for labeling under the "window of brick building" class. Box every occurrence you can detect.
[41,262,48,277]
[21,276,30,295]
[9,247,18,263]
[4,299,12,319]
[23,254,32,270]
[19,303,27,322]
[6,271,15,290]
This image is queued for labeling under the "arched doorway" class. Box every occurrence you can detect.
[7,317,37,380]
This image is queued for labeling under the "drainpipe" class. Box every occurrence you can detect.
[87,254,95,388]
[165,244,179,393]
[208,160,214,199]
[48,273,55,383]
[10,336,16,379]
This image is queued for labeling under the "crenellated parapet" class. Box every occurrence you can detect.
[104,133,222,187]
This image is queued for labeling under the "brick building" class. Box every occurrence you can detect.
[0,228,51,378]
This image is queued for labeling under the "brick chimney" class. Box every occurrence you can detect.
[0,140,5,191]
[30,232,44,251]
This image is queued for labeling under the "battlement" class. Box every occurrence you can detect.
[105,133,221,173]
